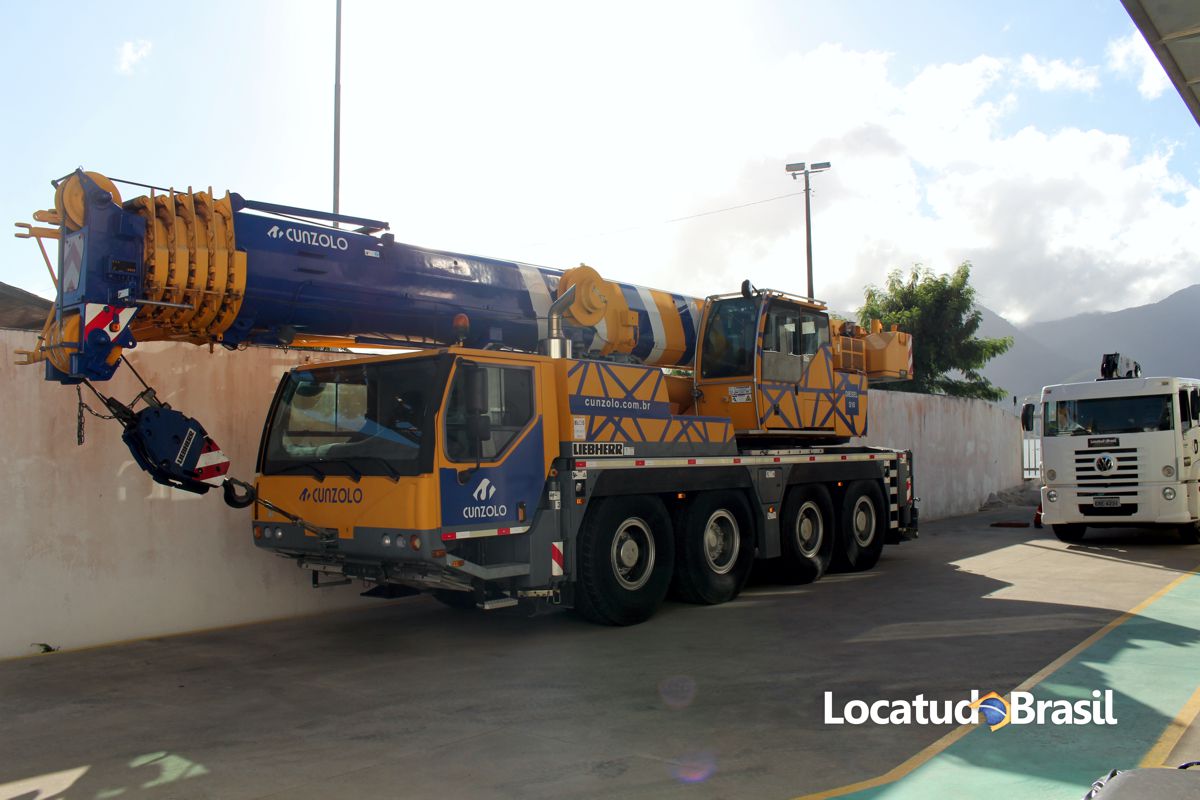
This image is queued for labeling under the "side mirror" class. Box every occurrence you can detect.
[464,364,488,415]
[467,412,492,442]
[1020,403,1035,432]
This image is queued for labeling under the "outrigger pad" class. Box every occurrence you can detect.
[121,406,230,495]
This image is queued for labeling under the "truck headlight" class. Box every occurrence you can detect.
[1045,469,1057,482]
[1163,487,1177,501]
[1163,465,1175,478]
[1047,490,1058,502]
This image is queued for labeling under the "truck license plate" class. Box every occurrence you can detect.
[1093,497,1121,509]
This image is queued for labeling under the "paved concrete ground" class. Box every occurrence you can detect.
[2,501,1198,800]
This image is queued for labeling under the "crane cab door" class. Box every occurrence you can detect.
[693,295,763,430]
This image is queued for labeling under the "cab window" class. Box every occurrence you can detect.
[761,302,829,383]
[700,297,758,379]
[445,364,535,461]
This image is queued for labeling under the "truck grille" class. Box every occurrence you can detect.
[1074,447,1139,496]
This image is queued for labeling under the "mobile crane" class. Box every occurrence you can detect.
[15,169,918,625]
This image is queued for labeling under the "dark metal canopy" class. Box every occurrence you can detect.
[1123,0,1200,127]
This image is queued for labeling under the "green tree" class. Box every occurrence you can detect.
[859,263,1012,401]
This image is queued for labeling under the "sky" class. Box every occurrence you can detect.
[2,0,1197,325]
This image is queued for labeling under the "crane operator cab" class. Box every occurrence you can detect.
[694,288,867,441]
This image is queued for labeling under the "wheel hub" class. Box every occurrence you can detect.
[702,510,739,575]
[610,518,655,591]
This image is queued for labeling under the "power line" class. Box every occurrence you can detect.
[519,189,808,249]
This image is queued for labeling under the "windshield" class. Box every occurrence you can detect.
[1043,394,1173,437]
[700,297,760,379]
[260,356,448,478]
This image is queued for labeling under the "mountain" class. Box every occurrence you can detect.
[977,284,1200,401]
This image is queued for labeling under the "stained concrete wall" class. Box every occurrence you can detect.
[0,329,370,660]
[1,327,1021,658]
[863,390,1024,521]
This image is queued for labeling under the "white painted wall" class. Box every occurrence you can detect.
[1,327,1022,658]
[0,329,370,660]
[863,390,1023,521]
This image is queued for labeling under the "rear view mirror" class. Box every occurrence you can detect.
[1020,403,1035,432]
[467,412,492,442]
[464,363,488,415]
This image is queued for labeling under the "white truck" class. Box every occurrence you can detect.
[1022,355,1200,544]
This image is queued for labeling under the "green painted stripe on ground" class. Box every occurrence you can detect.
[841,572,1200,800]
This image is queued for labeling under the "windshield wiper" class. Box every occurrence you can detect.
[319,457,363,482]
[269,462,327,480]
[329,455,401,482]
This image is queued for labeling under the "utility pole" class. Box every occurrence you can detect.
[785,161,831,299]
[333,0,343,227]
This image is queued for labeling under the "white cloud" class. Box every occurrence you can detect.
[1016,54,1099,92]
[1106,30,1169,99]
[326,4,1198,324]
[115,40,152,75]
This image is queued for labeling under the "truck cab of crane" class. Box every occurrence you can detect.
[251,347,561,596]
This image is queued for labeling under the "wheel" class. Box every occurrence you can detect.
[431,589,478,610]
[1176,523,1199,545]
[574,495,674,625]
[778,484,835,584]
[671,491,755,604]
[834,480,886,572]
[1052,523,1087,543]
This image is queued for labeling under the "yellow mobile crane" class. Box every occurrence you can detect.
[16,169,917,624]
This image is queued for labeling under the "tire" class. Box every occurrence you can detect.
[835,480,886,572]
[1176,523,1199,545]
[778,484,835,584]
[1052,523,1087,543]
[431,589,478,610]
[671,491,755,605]
[574,495,674,625]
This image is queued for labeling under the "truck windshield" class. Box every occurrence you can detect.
[1043,394,1173,437]
[261,357,446,478]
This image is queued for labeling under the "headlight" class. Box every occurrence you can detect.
[382,535,392,547]
[1047,490,1058,502]
[1163,465,1175,478]
[274,528,284,539]
[1045,469,1057,482]
[1163,487,1177,501]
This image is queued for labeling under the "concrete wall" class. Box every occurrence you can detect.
[0,329,370,660]
[863,390,1024,521]
[1,326,1022,658]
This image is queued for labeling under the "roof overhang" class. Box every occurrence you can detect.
[1122,0,1200,128]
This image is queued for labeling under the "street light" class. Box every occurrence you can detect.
[785,160,832,300]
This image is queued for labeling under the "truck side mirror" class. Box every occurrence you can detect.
[464,363,488,415]
[1020,403,1035,432]
[467,412,492,442]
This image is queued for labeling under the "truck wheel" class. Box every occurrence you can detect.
[672,491,754,604]
[779,484,835,584]
[1176,524,1199,545]
[1052,524,1087,543]
[835,480,886,572]
[574,496,674,625]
